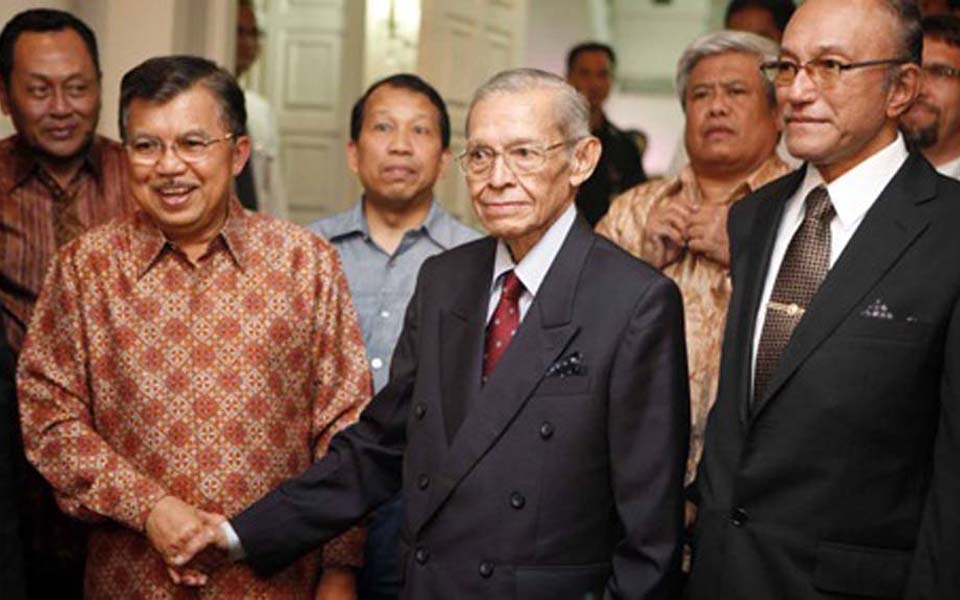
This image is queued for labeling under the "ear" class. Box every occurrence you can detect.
[231,135,253,176]
[0,80,11,116]
[346,140,360,175]
[886,63,921,119]
[567,135,601,188]
[436,147,452,179]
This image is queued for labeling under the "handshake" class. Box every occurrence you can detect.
[144,495,233,586]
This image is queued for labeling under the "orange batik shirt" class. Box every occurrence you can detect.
[17,199,373,598]
[597,156,791,485]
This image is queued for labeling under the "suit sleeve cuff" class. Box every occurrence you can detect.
[222,521,246,562]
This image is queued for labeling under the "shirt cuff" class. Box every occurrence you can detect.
[221,521,246,562]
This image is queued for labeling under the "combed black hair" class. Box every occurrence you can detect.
[0,8,101,88]
[349,73,450,149]
[566,42,617,73]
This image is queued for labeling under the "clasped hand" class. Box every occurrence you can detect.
[641,200,730,269]
[145,495,229,585]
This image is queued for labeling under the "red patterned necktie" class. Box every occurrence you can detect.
[754,185,835,406]
[483,270,525,383]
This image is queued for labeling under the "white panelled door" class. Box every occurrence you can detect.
[417,0,529,230]
[253,0,364,224]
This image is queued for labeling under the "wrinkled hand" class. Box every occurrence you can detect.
[168,511,229,586]
[642,201,692,269]
[686,203,730,267]
[315,566,358,600]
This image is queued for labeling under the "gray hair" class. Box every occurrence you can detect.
[675,30,780,111]
[467,68,591,142]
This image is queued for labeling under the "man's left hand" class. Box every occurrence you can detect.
[686,203,731,267]
[315,566,357,600]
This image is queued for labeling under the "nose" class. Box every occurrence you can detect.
[784,65,818,105]
[48,87,72,117]
[388,127,413,154]
[155,143,188,175]
[707,92,731,116]
[487,152,515,188]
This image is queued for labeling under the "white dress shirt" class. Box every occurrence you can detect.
[750,134,910,387]
[221,203,579,558]
[935,154,960,180]
[486,203,577,324]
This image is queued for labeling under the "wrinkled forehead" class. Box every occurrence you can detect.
[466,90,562,144]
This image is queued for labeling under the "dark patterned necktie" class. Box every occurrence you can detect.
[483,270,524,383]
[754,185,835,405]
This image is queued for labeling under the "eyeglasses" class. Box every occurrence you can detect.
[125,133,235,166]
[760,57,909,88]
[457,140,571,178]
[923,64,960,80]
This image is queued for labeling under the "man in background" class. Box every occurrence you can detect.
[566,41,646,226]
[901,15,960,178]
[598,29,788,496]
[0,9,132,596]
[310,73,478,599]
[235,0,287,218]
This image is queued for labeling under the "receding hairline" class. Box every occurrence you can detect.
[466,86,568,136]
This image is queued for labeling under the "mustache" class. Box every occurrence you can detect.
[150,180,198,192]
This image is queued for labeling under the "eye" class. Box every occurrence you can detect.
[130,138,159,153]
[64,83,90,96]
[179,137,209,151]
[413,125,429,135]
[467,147,492,160]
[510,145,536,159]
[817,58,845,72]
[27,85,50,98]
[371,122,392,132]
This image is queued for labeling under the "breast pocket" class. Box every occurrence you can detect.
[533,374,591,396]
[834,315,933,345]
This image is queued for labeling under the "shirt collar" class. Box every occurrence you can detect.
[674,153,790,205]
[795,133,908,231]
[935,154,960,179]
[324,196,458,248]
[5,135,106,193]
[132,196,250,278]
[491,203,577,297]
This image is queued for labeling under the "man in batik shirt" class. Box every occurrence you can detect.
[17,55,370,598]
[597,31,790,487]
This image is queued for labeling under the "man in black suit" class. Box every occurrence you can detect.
[175,68,690,599]
[689,1,960,598]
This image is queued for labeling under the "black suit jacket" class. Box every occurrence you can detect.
[689,155,960,599]
[232,216,689,599]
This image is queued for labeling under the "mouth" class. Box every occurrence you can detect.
[381,165,417,180]
[703,126,736,139]
[152,183,199,208]
[45,126,78,141]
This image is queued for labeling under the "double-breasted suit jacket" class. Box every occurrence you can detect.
[688,155,960,599]
[231,216,690,599]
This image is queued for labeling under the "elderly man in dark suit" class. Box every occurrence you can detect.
[689,1,960,598]
[175,68,690,599]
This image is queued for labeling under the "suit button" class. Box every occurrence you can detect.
[414,403,426,419]
[418,474,430,490]
[539,421,554,439]
[415,547,429,564]
[478,560,495,578]
[730,507,748,527]
[510,492,525,509]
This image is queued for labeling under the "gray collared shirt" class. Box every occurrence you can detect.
[310,199,480,391]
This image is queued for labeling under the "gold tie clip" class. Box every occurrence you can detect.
[768,300,805,317]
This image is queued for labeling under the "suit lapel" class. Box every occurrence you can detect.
[438,240,495,443]
[751,154,935,421]
[416,217,592,534]
[733,168,804,424]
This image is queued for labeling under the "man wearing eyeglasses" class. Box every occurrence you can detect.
[175,68,689,600]
[16,55,373,598]
[688,1,960,598]
[901,16,960,179]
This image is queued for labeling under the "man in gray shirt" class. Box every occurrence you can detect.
[309,74,478,600]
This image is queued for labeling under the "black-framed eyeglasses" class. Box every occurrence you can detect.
[760,57,909,88]
[457,140,572,178]
[125,133,235,166]
[923,63,960,80]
